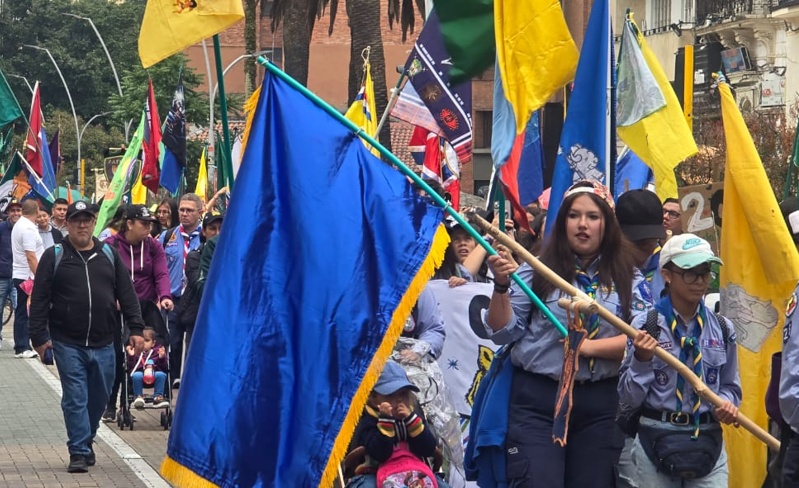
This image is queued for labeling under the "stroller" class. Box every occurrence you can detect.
[117,301,174,431]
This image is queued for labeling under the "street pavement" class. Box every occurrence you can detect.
[0,339,173,487]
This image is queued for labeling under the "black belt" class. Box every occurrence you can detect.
[641,407,717,426]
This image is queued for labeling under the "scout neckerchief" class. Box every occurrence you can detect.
[575,264,601,372]
[655,295,706,438]
[642,246,661,283]
[178,224,201,292]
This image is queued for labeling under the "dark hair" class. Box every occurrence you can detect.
[38,205,50,215]
[663,197,679,206]
[53,198,69,206]
[157,198,179,228]
[532,192,636,321]
[106,206,127,233]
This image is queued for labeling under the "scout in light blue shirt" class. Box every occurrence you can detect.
[620,233,741,487]
[483,260,650,382]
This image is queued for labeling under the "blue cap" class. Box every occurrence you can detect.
[373,360,419,395]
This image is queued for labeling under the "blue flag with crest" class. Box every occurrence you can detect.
[546,0,613,233]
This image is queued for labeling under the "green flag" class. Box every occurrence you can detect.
[1,151,24,184]
[0,70,23,129]
[94,113,145,236]
[434,0,495,84]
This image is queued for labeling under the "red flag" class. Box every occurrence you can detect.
[25,82,43,177]
[409,126,461,209]
[142,80,162,193]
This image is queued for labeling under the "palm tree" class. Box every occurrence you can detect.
[269,0,424,152]
[244,0,260,96]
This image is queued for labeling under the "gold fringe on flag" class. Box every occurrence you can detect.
[318,224,450,488]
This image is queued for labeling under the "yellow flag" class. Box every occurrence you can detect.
[718,80,799,488]
[138,0,244,68]
[616,18,697,200]
[495,0,578,135]
[130,163,148,204]
[344,62,379,156]
[195,146,208,201]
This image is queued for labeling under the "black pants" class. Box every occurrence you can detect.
[783,432,799,487]
[505,370,623,488]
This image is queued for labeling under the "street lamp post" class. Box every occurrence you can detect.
[62,13,133,142]
[79,112,111,149]
[23,44,81,193]
[6,74,34,95]
[211,50,272,103]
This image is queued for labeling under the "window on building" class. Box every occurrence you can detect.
[648,0,672,30]
[473,110,493,149]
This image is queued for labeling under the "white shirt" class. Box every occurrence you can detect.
[12,216,44,280]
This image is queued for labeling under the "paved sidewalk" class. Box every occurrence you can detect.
[0,340,172,487]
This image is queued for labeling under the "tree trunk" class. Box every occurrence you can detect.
[244,0,259,96]
[283,0,312,86]
[347,0,391,152]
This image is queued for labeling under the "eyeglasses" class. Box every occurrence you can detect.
[178,208,197,214]
[671,268,716,284]
[69,218,96,227]
[663,209,681,219]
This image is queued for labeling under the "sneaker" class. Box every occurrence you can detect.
[101,407,116,422]
[172,378,181,389]
[67,454,88,473]
[132,396,145,409]
[85,445,96,467]
[15,350,38,359]
[153,395,170,408]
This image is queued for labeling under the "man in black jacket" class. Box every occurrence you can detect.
[29,201,145,473]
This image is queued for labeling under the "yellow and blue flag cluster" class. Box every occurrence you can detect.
[160,69,449,487]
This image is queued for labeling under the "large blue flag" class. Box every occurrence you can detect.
[160,69,449,487]
[160,75,186,194]
[404,10,473,163]
[546,0,612,233]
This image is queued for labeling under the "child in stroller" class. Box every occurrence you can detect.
[126,328,169,408]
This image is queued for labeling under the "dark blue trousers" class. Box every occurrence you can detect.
[505,370,623,488]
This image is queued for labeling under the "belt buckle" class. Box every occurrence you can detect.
[669,412,690,426]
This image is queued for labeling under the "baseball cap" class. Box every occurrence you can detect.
[616,189,667,241]
[125,204,158,222]
[202,211,224,228]
[4,198,21,213]
[373,360,419,396]
[659,233,723,270]
[66,201,99,220]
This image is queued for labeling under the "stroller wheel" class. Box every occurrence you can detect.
[124,410,134,431]
[160,411,168,430]
[168,409,173,428]
[117,414,124,430]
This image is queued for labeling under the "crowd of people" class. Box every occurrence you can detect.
[0,193,224,473]
[7,179,799,487]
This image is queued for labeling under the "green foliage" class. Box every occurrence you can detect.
[108,55,210,130]
[0,0,238,198]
